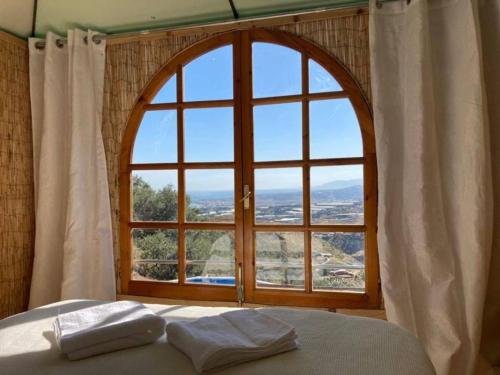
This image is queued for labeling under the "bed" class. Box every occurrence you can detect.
[0,300,435,375]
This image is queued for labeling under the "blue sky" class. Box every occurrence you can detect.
[132,43,363,191]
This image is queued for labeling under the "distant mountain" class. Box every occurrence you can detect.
[312,185,362,201]
[188,179,363,202]
[189,190,234,201]
[315,178,362,190]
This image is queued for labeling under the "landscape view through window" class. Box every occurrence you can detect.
[129,41,366,294]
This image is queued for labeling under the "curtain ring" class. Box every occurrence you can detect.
[84,35,88,44]
[55,39,65,48]
[92,35,102,45]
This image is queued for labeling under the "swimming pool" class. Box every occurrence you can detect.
[186,276,276,286]
[186,276,235,285]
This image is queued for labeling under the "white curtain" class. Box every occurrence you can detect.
[28,30,116,308]
[370,0,499,374]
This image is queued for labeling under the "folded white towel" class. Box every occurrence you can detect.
[166,309,298,373]
[54,300,166,360]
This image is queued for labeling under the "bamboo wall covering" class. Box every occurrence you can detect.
[101,12,371,290]
[0,33,34,318]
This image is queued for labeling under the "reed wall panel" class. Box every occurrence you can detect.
[101,13,371,289]
[0,33,34,318]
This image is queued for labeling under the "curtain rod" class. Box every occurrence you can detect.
[33,4,366,49]
[34,34,103,49]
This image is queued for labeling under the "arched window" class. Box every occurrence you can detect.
[120,30,378,308]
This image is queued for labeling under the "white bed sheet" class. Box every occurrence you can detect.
[0,300,435,375]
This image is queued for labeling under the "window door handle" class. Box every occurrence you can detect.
[240,185,251,209]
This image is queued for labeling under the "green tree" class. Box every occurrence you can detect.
[132,175,200,222]
[134,229,178,280]
[132,176,180,280]
[132,176,230,281]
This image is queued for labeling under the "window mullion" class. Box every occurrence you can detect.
[233,32,245,303]
[177,64,186,286]
[302,52,312,293]
[240,30,255,303]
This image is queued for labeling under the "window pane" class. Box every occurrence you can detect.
[185,169,234,222]
[151,74,176,104]
[309,59,342,93]
[184,107,234,162]
[132,229,178,282]
[132,110,177,163]
[252,42,301,98]
[255,232,304,289]
[132,170,178,221]
[310,165,363,225]
[254,168,303,224]
[253,103,302,162]
[184,45,233,101]
[309,99,362,159]
[312,232,365,291]
[185,230,235,285]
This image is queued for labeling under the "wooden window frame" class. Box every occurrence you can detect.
[120,29,379,309]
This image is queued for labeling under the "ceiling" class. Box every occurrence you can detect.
[0,0,367,39]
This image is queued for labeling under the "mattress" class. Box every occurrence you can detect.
[0,300,435,375]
